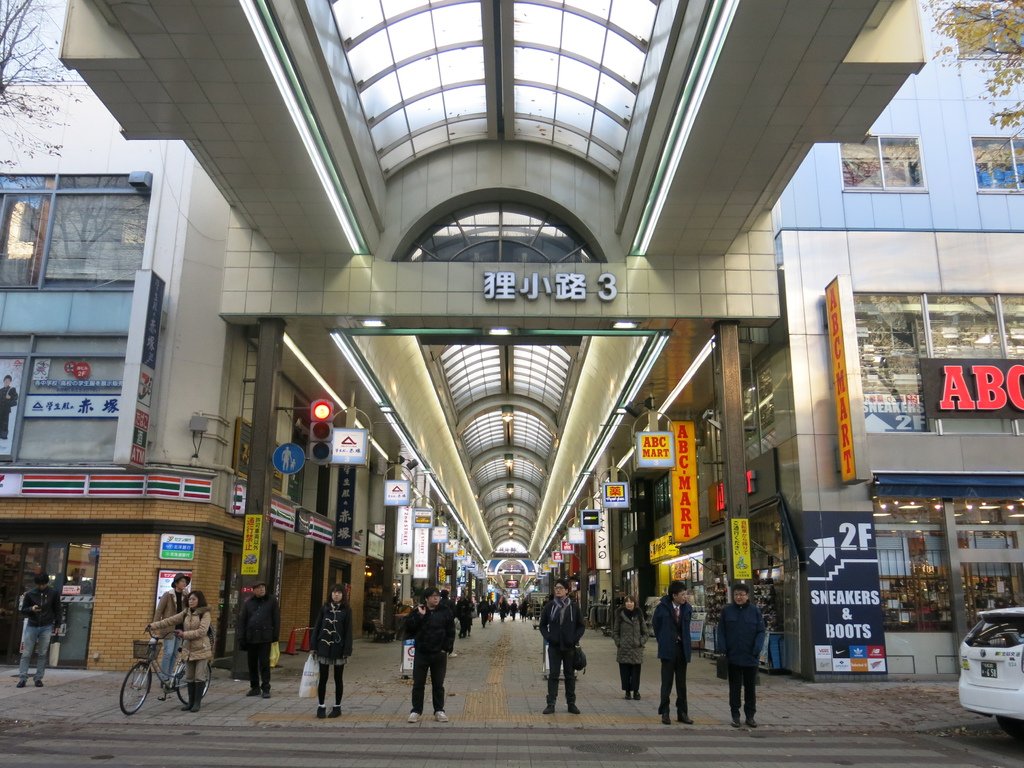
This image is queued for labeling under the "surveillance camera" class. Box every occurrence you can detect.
[701,409,715,421]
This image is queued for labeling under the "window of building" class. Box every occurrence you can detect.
[1001,296,1024,358]
[954,500,1023,550]
[972,137,1024,190]
[404,204,598,263]
[874,500,953,633]
[840,137,924,191]
[854,294,927,432]
[0,175,148,288]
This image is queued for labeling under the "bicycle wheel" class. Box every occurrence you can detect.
[199,662,212,697]
[119,662,152,715]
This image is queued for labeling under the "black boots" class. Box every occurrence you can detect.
[190,681,203,712]
[180,682,194,711]
[328,705,341,719]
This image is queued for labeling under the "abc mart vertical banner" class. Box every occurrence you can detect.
[669,420,699,543]
[114,270,165,468]
[824,276,868,483]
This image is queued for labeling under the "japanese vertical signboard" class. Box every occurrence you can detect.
[804,511,886,674]
[595,510,611,570]
[670,420,699,543]
[395,505,414,554]
[242,514,262,575]
[825,276,867,483]
[413,527,429,579]
[334,465,355,548]
[731,518,752,580]
[636,431,674,468]
[114,271,165,468]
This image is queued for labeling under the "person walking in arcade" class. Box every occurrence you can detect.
[538,578,585,715]
[312,584,353,719]
[652,580,693,725]
[717,583,766,728]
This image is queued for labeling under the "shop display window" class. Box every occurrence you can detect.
[954,500,1022,550]
[854,294,927,432]
[962,562,1023,626]
[874,500,953,632]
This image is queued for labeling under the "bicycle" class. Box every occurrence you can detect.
[119,630,212,716]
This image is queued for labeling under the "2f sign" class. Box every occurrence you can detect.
[839,522,872,551]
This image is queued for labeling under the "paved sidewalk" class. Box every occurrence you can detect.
[1,617,982,733]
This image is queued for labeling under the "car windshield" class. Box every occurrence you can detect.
[964,615,1024,648]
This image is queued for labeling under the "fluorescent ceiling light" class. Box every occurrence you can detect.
[488,327,512,336]
[331,332,384,404]
[240,0,366,254]
[362,319,386,328]
[658,337,715,414]
[631,0,740,255]
[616,447,635,470]
[613,320,638,330]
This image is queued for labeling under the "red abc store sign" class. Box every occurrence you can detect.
[920,359,1024,419]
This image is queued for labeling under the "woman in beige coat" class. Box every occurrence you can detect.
[147,589,212,712]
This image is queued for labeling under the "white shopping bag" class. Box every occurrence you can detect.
[48,638,60,667]
[298,653,317,698]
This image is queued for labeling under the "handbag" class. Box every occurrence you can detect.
[269,641,281,668]
[298,652,318,698]
[716,654,728,680]
[572,644,587,672]
[48,637,60,667]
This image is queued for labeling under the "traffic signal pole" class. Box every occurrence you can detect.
[232,317,283,679]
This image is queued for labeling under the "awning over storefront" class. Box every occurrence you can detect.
[873,473,1024,500]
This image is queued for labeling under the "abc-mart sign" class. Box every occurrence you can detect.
[921,359,1024,419]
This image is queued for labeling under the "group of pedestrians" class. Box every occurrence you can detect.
[16,571,761,728]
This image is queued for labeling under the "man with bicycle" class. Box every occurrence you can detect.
[153,573,190,683]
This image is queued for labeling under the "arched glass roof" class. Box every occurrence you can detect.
[405,204,596,263]
[331,0,659,176]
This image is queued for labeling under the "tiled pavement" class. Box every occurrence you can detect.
[1,616,983,732]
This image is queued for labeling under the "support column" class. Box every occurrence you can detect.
[716,321,747,583]
[233,316,283,678]
[382,499,397,631]
[942,498,969,643]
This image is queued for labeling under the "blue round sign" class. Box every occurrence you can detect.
[272,443,305,475]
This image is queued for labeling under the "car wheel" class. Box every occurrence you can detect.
[995,716,1024,741]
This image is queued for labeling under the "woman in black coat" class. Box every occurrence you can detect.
[312,584,353,719]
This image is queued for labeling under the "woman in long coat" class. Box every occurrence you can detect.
[312,584,353,719]
[612,594,647,699]
[147,589,212,713]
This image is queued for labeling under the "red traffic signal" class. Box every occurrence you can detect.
[308,399,335,464]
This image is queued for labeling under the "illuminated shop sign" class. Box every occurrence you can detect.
[921,358,1024,419]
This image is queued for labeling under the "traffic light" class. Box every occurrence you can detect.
[308,399,335,464]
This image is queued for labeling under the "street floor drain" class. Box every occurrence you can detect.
[573,744,647,755]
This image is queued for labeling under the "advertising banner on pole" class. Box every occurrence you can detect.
[595,511,611,570]
[731,518,752,580]
[635,431,674,468]
[395,505,414,554]
[241,514,262,575]
[580,509,601,529]
[431,525,449,543]
[804,511,887,674]
[413,527,429,578]
[334,465,355,548]
[670,420,699,543]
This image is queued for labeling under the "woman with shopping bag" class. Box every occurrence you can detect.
[309,584,353,718]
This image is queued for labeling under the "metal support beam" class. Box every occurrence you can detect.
[716,321,747,583]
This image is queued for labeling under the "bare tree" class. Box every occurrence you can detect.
[0,0,69,160]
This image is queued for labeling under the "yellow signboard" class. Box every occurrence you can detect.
[670,420,699,543]
[241,514,262,576]
[826,277,857,482]
[649,533,680,564]
[636,431,674,468]
[731,518,752,580]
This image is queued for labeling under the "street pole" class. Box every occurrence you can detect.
[715,321,747,585]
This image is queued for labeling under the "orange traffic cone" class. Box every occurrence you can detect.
[300,626,311,652]
[282,627,298,655]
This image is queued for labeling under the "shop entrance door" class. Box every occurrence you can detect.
[0,543,48,664]
[962,562,1024,628]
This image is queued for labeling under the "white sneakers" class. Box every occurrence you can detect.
[408,710,449,723]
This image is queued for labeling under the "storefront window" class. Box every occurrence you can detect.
[854,294,927,432]
[1003,296,1024,359]
[954,500,1022,549]
[962,563,1023,627]
[874,500,953,632]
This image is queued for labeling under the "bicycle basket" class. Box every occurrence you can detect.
[132,640,154,659]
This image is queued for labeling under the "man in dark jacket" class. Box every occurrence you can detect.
[539,578,585,714]
[17,572,62,688]
[404,586,456,723]
[455,593,474,638]
[238,580,280,698]
[651,580,694,724]
[716,583,766,727]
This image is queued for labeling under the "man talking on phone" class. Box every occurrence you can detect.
[404,586,455,723]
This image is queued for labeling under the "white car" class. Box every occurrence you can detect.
[959,606,1024,740]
